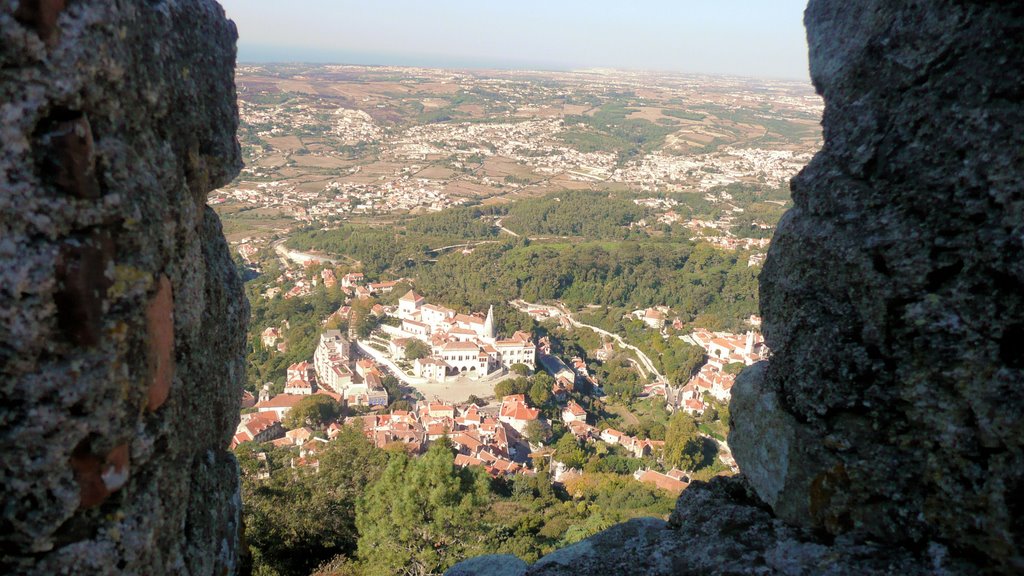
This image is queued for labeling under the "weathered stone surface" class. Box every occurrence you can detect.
[0,1,246,573]
[445,554,528,576]
[730,0,1024,571]
[449,477,951,576]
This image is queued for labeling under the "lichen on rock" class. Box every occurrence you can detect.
[0,0,247,573]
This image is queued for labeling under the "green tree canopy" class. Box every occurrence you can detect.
[663,412,703,471]
[355,442,489,576]
[554,433,587,470]
[723,362,746,375]
[510,363,532,376]
[525,420,550,445]
[494,376,530,399]
[284,395,341,430]
[404,338,431,360]
[528,377,553,407]
[242,427,388,576]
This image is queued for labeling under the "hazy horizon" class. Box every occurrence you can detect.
[219,0,812,81]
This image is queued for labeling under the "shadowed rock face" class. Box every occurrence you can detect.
[732,0,1024,568]
[0,1,247,573]
[450,1,1022,574]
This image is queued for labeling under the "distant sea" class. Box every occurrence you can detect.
[238,45,575,72]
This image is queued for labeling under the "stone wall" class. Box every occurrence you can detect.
[449,1,1023,574]
[0,1,247,574]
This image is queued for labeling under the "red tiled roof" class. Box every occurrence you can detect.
[453,313,484,325]
[443,341,480,352]
[399,290,424,302]
[636,469,688,494]
[255,394,305,409]
[316,389,342,402]
[452,433,483,452]
[564,401,586,417]
[454,454,485,468]
[241,412,281,437]
[500,397,540,422]
[602,428,624,440]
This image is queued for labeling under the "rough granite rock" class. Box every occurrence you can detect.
[445,554,528,576]
[451,1,1022,574]
[449,477,957,576]
[731,1,1024,570]
[0,1,246,574]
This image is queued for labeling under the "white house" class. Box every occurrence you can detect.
[398,290,425,319]
[314,331,352,392]
[414,356,450,381]
[600,428,626,445]
[561,400,587,424]
[498,394,541,434]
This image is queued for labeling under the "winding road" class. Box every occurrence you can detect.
[272,238,351,267]
[494,218,520,237]
[512,299,667,383]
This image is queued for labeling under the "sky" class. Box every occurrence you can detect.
[218,1,811,81]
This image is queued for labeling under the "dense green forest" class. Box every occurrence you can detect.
[414,239,759,331]
[404,206,500,238]
[284,238,759,333]
[284,189,767,332]
[287,226,428,276]
[500,190,649,239]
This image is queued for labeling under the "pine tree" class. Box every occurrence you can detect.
[355,441,488,576]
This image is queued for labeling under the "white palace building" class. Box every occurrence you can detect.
[393,290,536,381]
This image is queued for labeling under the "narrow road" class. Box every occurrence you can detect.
[512,299,667,383]
[494,218,520,237]
[564,313,665,383]
[272,238,349,267]
[427,239,500,253]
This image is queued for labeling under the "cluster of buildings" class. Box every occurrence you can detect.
[632,195,776,263]
[557,400,665,460]
[232,328,394,448]
[613,148,814,193]
[630,307,672,330]
[221,66,822,242]
[309,177,465,219]
[269,264,337,300]
[213,169,467,225]
[390,291,537,381]
[312,330,389,406]
[260,321,289,353]
[362,395,544,477]
[234,347,703,492]
[669,329,768,415]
